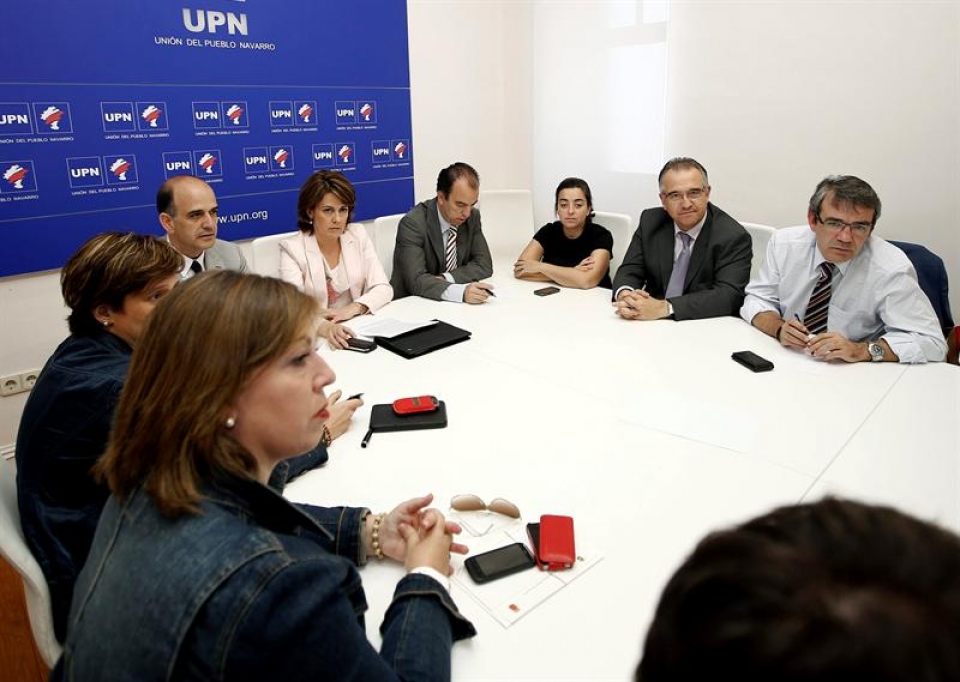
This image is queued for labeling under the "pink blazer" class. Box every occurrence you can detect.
[278,225,393,312]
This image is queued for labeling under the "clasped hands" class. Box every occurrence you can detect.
[371,493,467,575]
[614,289,670,321]
[778,319,863,362]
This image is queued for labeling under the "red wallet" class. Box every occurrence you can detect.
[392,396,439,415]
[537,514,575,571]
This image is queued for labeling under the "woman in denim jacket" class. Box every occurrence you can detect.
[53,271,476,681]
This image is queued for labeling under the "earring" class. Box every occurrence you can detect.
[225,416,236,429]
[102,320,112,327]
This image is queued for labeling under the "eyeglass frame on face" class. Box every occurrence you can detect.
[815,213,873,236]
[662,187,708,204]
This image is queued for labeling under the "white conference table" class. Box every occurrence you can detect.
[285,268,959,681]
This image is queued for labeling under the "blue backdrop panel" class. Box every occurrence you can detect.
[0,1,414,277]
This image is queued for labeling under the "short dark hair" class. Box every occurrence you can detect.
[658,158,709,191]
[637,498,960,682]
[156,175,205,217]
[554,177,594,223]
[96,271,320,517]
[296,170,357,233]
[808,175,882,226]
[60,232,183,336]
[436,162,480,197]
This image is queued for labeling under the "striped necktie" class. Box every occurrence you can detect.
[803,262,836,335]
[445,226,458,273]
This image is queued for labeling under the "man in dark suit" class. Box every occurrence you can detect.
[157,175,249,278]
[391,162,494,303]
[612,158,751,321]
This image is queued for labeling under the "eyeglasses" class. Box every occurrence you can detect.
[662,188,706,203]
[817,216,872,236]
[450,494,520,518]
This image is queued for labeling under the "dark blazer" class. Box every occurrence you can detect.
[391,197,493,300]
[612,203,752,320]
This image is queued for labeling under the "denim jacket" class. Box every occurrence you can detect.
[15,330,328,642]
[53,474,476,681]
[15,330,131,641]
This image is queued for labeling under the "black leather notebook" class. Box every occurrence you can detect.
[369,401,448,432]
[374,320,471,359]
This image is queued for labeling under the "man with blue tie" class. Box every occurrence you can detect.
[612,157,752,321]
[741,175,945,363]
[156,175,249,278]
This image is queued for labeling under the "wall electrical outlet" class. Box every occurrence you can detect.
[19,369,40,389]
[1,374,24,396]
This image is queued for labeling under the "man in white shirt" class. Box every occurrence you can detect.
[156,175,249,278]
[740,175,946,363]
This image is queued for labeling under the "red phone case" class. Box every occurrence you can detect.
[392,395,439,415]
[538,514,575,571]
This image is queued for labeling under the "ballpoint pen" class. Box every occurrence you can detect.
[361,428,373,448]
[347,393,363,401]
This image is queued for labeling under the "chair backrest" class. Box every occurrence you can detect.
[740,222,778,279]
[477,189,536,262]
[593,211,635,281]
[250,231,298,277]
[374,214,404,279]
[0,464,62,667]
[888,240,955,332]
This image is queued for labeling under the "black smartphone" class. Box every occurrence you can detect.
[534,286,560,297]
[731,350,774,372]
[464,542,536,584]
[345,337,376,353]
[526,522,541,557]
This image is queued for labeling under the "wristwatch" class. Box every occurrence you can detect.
[867,341,884,362]
[665,301,674,319]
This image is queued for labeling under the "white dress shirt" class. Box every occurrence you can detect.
[740,226,946,363]
[438,207,468,303]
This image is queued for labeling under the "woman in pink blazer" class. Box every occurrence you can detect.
[280,171,393,349]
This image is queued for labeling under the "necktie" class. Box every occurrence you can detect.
[190,259,202,275]
[803,262,836,335]
[445,226,458,273]
[664,232,692,298]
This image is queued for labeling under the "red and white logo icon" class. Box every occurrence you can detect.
[273,148,290,168]
[338,145,352,163]
[298,103,313,124]
[141,105,163,128]
[394,141,407,159]
[198,153,217,174]
[226,104,244,125]
[109,158,131,180]
[3,164,29,189]
[40,106,65,131]
[359,103,374,121]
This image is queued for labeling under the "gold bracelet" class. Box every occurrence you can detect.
[371,512,386,560]
[320,424,332,447]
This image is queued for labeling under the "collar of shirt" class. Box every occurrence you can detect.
[811,235,855,281]
[437,205,456,239]
[176,248,206,279]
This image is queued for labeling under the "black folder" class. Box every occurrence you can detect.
[373,320,471,359]
[368,401,448,433]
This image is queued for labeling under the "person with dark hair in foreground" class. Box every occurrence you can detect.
[53,271,475,681]
[637,498,960,681]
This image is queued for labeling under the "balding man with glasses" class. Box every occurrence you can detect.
[612,157,752,321]
[741,175,945,363]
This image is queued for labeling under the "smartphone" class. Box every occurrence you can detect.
[731,350,774,373]
[539,514,576,570]
[464,542,536,584]
[345,337,376,353]
[534,286,560,297]
[392,395,439,416]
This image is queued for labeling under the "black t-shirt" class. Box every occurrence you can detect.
[533,220,614,288]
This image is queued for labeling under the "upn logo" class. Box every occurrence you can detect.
[138,102,168,131]
[223,102,247,127]
[270,146,293,171]
[0,103,34,136]
[311,144,334,169]
[35,103,73,133]
[162,151,193,178]
[358,102,376,123]
[336,144,354,166]
[335,101,356,125]
[67,157,104,188]
[193,102,221,129]
[243,146,269,174]
[104,154,138,185]
[193,150,222,177]
[371,140,391,163]
[269,101,293,128]
[1,161,36,192]
[296,101,316,125]
[392,140,409,161]
[101,102,136,132]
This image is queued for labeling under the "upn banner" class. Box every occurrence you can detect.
[0,0,414,276]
